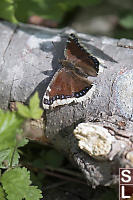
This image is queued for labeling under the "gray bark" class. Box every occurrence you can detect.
[0,20,133,187]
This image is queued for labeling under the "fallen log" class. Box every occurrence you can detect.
[0,20,133,187]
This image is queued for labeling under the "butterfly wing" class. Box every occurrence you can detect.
[64,34,99,77]
[43,66,93,109]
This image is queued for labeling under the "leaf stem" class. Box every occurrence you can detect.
[10,144,17,168]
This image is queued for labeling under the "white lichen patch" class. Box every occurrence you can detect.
[73,122,113,159]
[126,151,133,164]
[113,69,133,119]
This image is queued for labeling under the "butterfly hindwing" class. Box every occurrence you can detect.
[43,66,93,109]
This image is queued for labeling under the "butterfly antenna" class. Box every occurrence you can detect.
[52,41,57,53]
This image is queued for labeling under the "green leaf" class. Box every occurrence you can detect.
[0,138,28,168]
[29,92,43,119]
[120,14,133,29]
[0,0,17,23]
[17,93,43,119]
[44,149,64,168]
[17,137,29,148]
[31,172,45,189]
[0,149,19,168]
[0,186,6,200]
[1,167,42,200]
[0,110,24,151]
[30,92,40,110]
[16,103,31,118]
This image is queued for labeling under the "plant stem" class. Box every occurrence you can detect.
[10,144,17,168]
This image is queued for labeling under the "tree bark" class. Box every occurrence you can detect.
[0,20,133,187]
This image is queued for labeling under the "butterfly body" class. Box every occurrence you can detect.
[43,33,99,109]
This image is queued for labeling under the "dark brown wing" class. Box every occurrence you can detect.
[43,65,93,108]
[64,34,99,77]
[48,67,92,98]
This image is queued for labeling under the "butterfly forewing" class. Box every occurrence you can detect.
[64,34,99,77]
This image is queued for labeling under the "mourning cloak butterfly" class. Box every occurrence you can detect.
[43,33,99,109]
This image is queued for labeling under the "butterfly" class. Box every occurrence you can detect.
[42,33,99,109]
